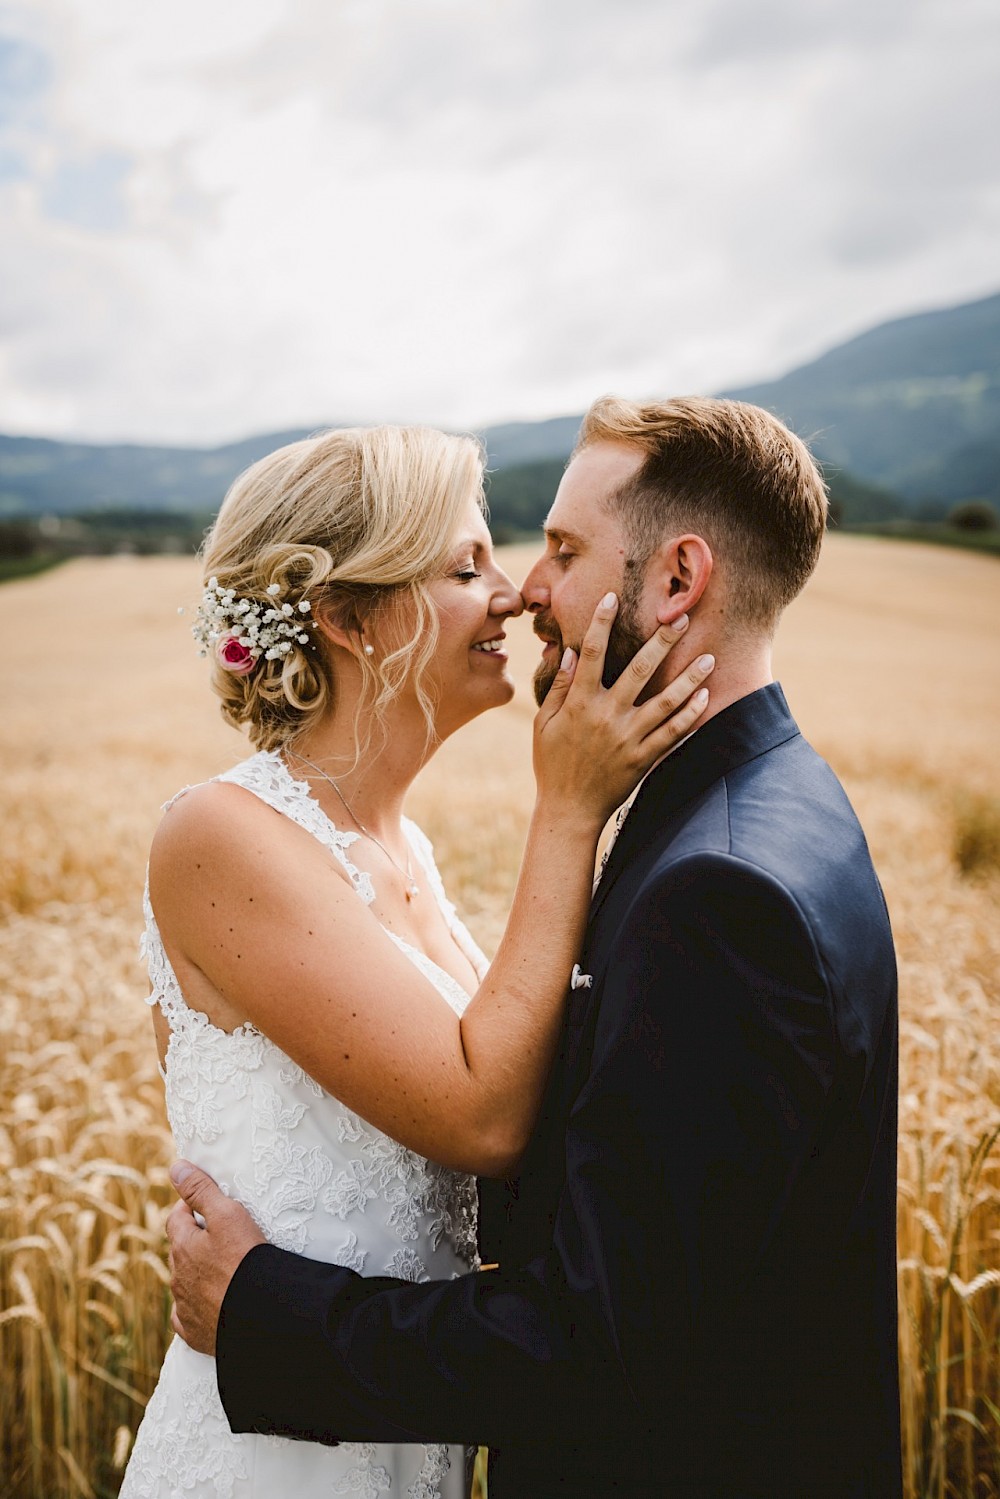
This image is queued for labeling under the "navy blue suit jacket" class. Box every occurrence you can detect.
[216,684,902,1498]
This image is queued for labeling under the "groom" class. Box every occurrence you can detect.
[168,396,902,1498]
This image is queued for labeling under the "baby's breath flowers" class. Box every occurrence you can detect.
[191,577,314,672]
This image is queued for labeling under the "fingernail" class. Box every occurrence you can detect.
[672,614,689,632]
[170,1162,192,1188]
[697,654,715,671]
[600,592,617,610]
[560,647,575,671]
[694,687,709,706]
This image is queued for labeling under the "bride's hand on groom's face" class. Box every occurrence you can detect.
[166,1160,266,1356]
[532,597,713,826]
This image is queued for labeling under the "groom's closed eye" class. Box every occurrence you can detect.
[543,525,587,552]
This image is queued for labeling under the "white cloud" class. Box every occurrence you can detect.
[0,0,997,443]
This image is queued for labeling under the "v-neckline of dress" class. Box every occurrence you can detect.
[269,751,482,1009]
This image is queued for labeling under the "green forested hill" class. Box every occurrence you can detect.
[724,291,1000,504]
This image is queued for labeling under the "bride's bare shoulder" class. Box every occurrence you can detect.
[149,778,318,881]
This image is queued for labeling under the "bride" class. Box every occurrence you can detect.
[121,423,712,1498]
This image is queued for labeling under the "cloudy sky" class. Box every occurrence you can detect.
[1,0,998,445]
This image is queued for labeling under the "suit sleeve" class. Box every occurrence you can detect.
[216,854,837,1446]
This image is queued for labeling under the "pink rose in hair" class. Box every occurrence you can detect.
[216,635,256,674]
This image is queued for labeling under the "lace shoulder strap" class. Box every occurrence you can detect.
[215,751,375,904]
[141,752,377,1036]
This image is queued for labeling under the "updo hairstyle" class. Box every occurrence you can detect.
[200,425,486,752]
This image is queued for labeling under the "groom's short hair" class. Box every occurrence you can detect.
[576,395,828,632]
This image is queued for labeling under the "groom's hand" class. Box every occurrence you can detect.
[166,1160,265,1355]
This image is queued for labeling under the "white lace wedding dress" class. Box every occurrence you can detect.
[121,750,485,1499]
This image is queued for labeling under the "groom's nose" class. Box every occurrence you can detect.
[519,556,549,612]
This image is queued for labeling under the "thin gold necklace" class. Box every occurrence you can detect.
[285,749,420,901]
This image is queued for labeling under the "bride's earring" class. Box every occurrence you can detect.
[363,643,375,656]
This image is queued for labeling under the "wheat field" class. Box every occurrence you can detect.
[1,537,998,1498]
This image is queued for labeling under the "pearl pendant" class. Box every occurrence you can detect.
[406,883,420,902]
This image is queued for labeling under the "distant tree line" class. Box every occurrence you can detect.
[0,509,214,581]
[2,476,997,583]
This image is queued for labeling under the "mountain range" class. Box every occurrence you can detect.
[1,289,996,520]
[725,290,1000,506]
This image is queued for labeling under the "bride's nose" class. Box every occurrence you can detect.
[492,570,524,617]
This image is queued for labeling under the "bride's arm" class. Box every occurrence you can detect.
[149,597,712,1176]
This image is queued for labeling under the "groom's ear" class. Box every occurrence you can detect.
[648,533,714,625]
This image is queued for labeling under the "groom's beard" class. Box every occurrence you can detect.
[532,591,647,706]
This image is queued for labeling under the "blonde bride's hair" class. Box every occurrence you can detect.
[200,425,485,751]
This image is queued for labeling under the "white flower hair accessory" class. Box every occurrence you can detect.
[191,576,315,672]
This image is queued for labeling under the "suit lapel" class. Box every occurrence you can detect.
[589,681,800,926]
[558,684,802,1100]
